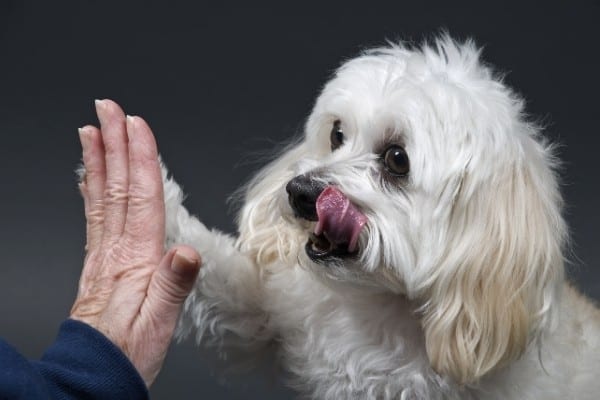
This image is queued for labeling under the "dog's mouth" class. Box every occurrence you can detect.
[306,232,355,260]
[304,186,367,262]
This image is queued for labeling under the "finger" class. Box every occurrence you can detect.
[143,245,201,329]
[104,246,200,387]
[123,115,164,262]
[79,125,106,254]
[96,99,129,245]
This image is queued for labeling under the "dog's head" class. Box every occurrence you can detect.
[237,37,566,384]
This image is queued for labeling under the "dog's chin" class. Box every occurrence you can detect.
[304,232,359,264]
[301,236,395,296]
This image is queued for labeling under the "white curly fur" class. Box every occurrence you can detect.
[164,36,600,399]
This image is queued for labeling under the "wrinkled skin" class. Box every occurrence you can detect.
[70,99,201,387]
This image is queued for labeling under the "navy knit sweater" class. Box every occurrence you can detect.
[0,319,148,399]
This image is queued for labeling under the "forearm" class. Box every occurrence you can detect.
[0,320,148,400]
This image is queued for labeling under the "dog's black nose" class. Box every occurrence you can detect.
[286,174,326,221]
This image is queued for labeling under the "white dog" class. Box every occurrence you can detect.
[162,36,600,399]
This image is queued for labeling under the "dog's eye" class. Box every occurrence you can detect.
[330,120,344,151]
[382,145,410,176]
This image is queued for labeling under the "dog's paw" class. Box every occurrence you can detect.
[160,159,187,248]
[76,164,86,183]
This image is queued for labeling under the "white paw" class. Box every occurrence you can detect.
[160,160,186,248]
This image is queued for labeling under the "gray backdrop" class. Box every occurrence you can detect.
[0,1,598,399]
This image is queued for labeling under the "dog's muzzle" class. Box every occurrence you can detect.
[286,174,367,262]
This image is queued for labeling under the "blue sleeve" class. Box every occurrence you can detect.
[0,319,149,400]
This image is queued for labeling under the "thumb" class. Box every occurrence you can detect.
[146,245,201,323]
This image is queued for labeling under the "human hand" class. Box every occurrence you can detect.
[71,99,201,387]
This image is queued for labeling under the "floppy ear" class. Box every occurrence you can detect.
[236,141,310,265]
[421,141,565,385]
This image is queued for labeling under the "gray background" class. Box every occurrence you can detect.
[0,1,598,399]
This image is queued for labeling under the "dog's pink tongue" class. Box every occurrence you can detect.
[314,186,367,253]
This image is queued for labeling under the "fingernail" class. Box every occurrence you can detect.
[170,249,201,275]
[126,115,135,139]
[94,99,105,109]
[78,127,91,149]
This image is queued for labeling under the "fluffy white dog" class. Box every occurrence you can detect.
[162,36,600,399]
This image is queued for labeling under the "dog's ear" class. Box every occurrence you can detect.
[420,139,565,385]
[236,141,310,265]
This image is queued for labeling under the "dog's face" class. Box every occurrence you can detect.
[237,38,566,384]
